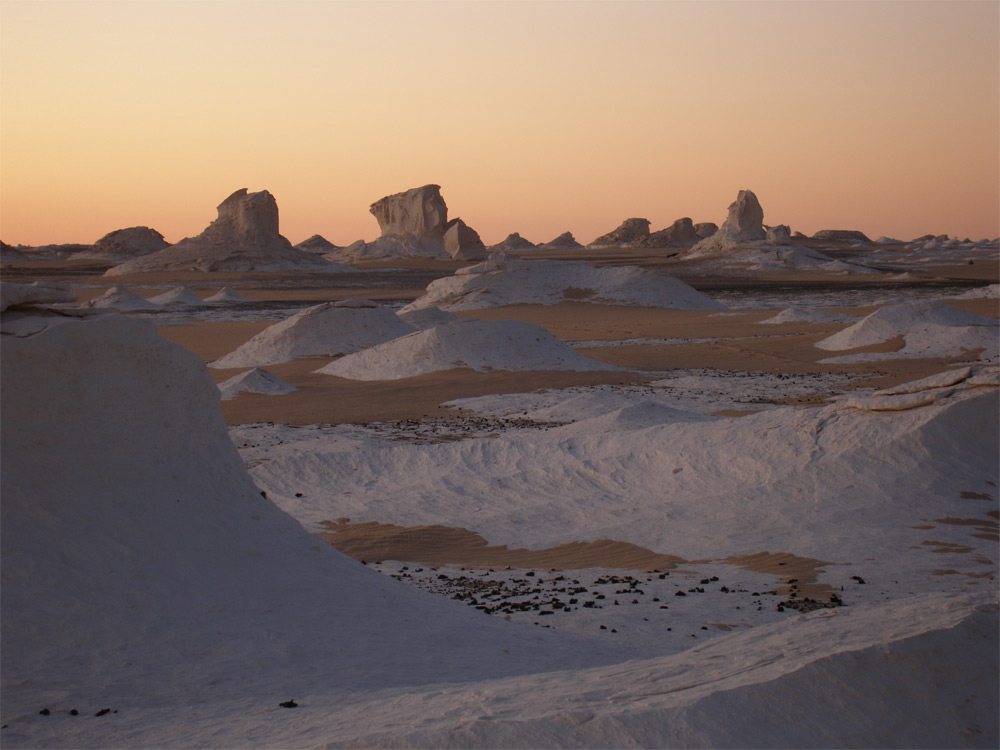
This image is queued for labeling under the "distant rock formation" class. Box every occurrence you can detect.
[0,281,76,311]
[541,232,582,250]
[443,219,487,261]
[766,225,792,245]
[370,184,448,242]
[91,227,168,258]
[690,190,766,254]
[106,189,346,275]
[488,233,535,252]
[812,230,872,243]
[636,218,701,248]
[295,235,340,254]
[591,218,650,246]
[694,222,719,239]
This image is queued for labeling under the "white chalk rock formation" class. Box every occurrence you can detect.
[816,300,999,362]
[106,189,348,275]
[370,184,448,242]
[637,218,701,247]
[0,282,76,311]
[148,286,205,306]
[204,286,248,303]
[541,232,582,249]
[591,218,650,246]
[295,234,340,254]
[218,367,296,399]
[695,222,719,238]
[813,229,872,243]
[316,319,618,380]
[690,190,766,254]
[396,305,459,330]
[766,224,792,245]
[91,226,168,258]
[443,219,487,260]
[210,301,416,368]
[488,233,536,252]
[83,285,163,311]
[401,258,724,312]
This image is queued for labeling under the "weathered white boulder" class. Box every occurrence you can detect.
[694,222,719,239]
[690,190,766,254]
[766,224,792,245]
[91,227,168,258]
[591,218,650,246]
[0,282,77,311]
[443,219,487,260]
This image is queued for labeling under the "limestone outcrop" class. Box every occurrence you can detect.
[370,184,448,243]
[296,235,340,254]
[91,227,168,258]
[690,190,766,254]
[766,224,792,245]
[637,218,701,248]
[488,233,535,252]
[443,219,487,261]
[591,218,650,246]
[812,229,872,243]
[541,232,582,249]
[106,189,346,275]
[695,222,719,239]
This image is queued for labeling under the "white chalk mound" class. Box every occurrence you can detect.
[210,301,416,368]
[761,308,858,325]
[816,300,999,361]
[218,367,296,399]
[401,257,723,312]
[148,285,205,306]
[90,226,168,258]
[83,285,163,311]
[106,189,350,275]
[396,305,459,330]
[316,319,619,380]
[204,286,247,303]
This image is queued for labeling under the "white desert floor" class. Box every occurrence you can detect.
[1,250,999,749]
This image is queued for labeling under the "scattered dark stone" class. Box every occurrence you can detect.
[279,700,299,709]
[675,590,686,597]
[95,708,111,717]
[851,576,866,584]
[69,709,78,716]
[599,625,607,630]
[260,491,267,498]
[631,599,639,604]
[652,597,660,602]
[525,571,535,577]
[701,626,708,630]
[39,708,50,716]
[611,629,617,633]
[294,492,303,497]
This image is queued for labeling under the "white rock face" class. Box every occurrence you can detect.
[541,231,582,249]
[691,190,766,253]
[210,301,416,368]
[316,319,618,380]
[106,189,347,275]
[766,224,792,245]
[370,184,448,240]
[204,286,248,303]
[443,219,487,260]
[295,234,340,254]
[396,305,459,330]
[637,218,701,247]
[91,226,168,257]
[591,218,650,246]
[401,258,724,312]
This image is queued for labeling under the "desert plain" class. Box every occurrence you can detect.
[1,186,999,748]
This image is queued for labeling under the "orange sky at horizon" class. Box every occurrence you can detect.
[2,0,998,247]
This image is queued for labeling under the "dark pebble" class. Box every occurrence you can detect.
[39,708,50,716]
[279,700,298,709]
[95,708,111,717]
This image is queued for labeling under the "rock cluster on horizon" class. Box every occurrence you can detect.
[591,218,651,246]
[488,233,536,252]
[106,189,346,275]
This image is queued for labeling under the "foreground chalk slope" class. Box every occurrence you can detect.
[0,316,624,745]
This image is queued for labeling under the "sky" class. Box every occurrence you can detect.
[1,0,998,247]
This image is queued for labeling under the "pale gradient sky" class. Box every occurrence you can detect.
[2,0,998,247]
